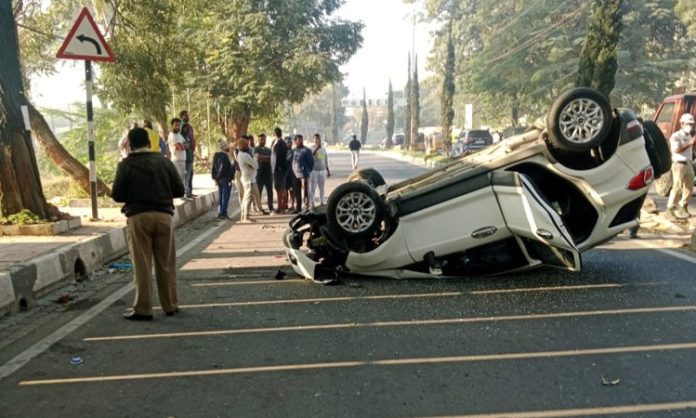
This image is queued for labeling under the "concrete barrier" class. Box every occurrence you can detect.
[0,191,220,316]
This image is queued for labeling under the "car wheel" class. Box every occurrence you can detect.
[327,182,385,240]
[347,168,387,188]
[547,88,613,152]
[642,121,672,177]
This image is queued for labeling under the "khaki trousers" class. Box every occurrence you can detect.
[667,161,695,209]
[127,212,178,314]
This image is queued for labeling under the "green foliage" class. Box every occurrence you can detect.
[418,0,696,127]
[282,83,350,140]
[360,88,368,144]
[440,25,455,144]
[410,56,421,148]
[576,0,623,95]
[183,0,363,128]
[0,209,45,225]
[386,80,395,147]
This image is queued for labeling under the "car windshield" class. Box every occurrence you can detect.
[468,130,492,139]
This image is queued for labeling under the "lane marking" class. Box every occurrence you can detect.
[18,341,696,386]
[423,400,696,418]
[191,279,306,287]
[83,305,696,342]
[634,240,696,265]
[170,292,465,309]
[0,208,240,383]
[470,282,662,295]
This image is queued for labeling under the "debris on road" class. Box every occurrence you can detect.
[55,294,73,304]
[274,270,287,280]
[108,261,132,273]
[601,375,621,386]
[70,356,84,366]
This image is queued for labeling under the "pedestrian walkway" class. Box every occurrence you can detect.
[0,174,218,314]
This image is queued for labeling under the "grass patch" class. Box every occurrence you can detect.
[0,210,46,225]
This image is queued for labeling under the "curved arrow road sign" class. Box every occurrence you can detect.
[57,7,115,62]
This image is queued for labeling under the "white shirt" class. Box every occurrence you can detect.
[118,134,130,160]
[237,150,258,185]
[168,131,186,162]
[670,129,694,163]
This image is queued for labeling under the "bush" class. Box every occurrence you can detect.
[0,210,46,225]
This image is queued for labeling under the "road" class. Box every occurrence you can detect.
[2,152,696,417]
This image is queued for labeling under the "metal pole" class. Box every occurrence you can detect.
[85,60,98,220]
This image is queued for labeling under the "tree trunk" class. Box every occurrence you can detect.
[0,2,57,219]
[28,103,112,197]
[223,110,251,140]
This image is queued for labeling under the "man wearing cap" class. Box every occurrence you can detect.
[667,113,696,219]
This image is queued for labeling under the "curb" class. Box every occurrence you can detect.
[0,191,220,316]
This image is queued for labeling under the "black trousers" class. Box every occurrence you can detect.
[256,173,274,211]
[293,175,310,211]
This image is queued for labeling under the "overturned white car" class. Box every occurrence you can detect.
[284,88,671,280]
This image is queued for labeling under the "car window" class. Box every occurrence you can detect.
[655,102,675,125]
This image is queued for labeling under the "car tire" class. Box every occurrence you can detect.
[642,121,672,177]
[327,182,385,240]
[547,88,613,152]
[347,168,387,188]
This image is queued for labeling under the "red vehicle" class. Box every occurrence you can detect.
[653,93,696,194]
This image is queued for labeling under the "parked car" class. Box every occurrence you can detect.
[652,93,696,195]
[452,129,494,156]
[381,133,405,148]
[284,88,668,281]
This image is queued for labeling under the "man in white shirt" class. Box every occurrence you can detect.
[236,138,259,222]
[667,113,696,219]
[167,118,187,194]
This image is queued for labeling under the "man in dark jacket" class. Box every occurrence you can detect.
[211,139,235,220]
[349,134,361,170]
[112,128,185,321]
[291,134,314,213]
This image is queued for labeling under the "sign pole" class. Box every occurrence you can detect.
[85,60,98,220]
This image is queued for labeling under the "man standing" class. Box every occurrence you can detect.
[211,139,234,220]
[349,134,361,170]
[180,110,196,199]
[255,133,275,213]
[667,113,696,219]
[112,127,185,320]
[309,133,330,207]
[143,120,161,153]
[167,118,187,187]
[237,138,259,222]
[271,127,289,213]
[292,134,314,213]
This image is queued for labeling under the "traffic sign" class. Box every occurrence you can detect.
[56,7,115,62]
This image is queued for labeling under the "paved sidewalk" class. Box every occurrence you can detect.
[0,175,219,315]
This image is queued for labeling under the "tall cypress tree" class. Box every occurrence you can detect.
[404,53,412,149]
[360,87,369,144]
[440,24,455,156]
[386,80,395,148]
[410,55,420,151]
[576,0,623,96]
[330,83,339,145]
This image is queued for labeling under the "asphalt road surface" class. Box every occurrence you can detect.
[2,152,696,418]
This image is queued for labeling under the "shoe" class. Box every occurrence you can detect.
[217,214,230,220]
[680,205,694,217]
[123,311,153,321]
[260,210,269,216]
[629,232,639,239]
[666,207,679,219]
[165,308,180,316]
[675,207,690,219]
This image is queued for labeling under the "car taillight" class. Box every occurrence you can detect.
[626,166,654,190]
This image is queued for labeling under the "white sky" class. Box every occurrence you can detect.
[30,0,436,108]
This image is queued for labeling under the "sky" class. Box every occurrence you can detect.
[30,0,437,109]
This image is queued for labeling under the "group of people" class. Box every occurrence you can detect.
[212,128,331,222]
[119,110,198,201]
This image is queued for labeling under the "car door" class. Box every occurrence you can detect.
[491,171,581,271]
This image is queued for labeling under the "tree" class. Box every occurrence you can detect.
[283,83,349,140]
[386,80,395,148]
[440,23,455,155]
[0,1,55,219]
[410,55,421,151]
[404,53,412,149]
[360,88,369,145]
[185,0,363,140]
[576,0,623,96]
[330,83,339,145]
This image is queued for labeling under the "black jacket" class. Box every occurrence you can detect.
[349,138,362,151]
[211,151,234,183]
[112,151,185,217]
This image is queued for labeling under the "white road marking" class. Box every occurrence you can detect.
[470,282,663,295]
[0,208,239,382]
[18,341,696,385]
[634,240,696,265]
[422,400,696,417]
[83,305,696,342]
[190,279,305,287]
